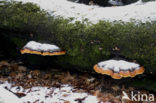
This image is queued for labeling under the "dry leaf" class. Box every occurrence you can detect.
[112,85,120,91]
[64,101,70,103]
[18,66,27,72]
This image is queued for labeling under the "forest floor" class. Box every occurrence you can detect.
[0,60,155,103]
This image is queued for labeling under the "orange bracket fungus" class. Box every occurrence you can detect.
[93,59,144,79]
[20,41,66,56]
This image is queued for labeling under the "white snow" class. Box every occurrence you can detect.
[13,0,156,23]
[0,86,20,103]
[23,41,61,52]
[98,59,140,72]
[0,81,99,103]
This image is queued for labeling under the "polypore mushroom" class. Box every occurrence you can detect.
[20,41,66,56]
[93,59,144,79]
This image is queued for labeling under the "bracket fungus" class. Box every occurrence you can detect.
[93,59,144,79]
[20,41,66,56]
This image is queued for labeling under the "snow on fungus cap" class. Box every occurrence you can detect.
[93,59,144,79]
[20,41,66,56]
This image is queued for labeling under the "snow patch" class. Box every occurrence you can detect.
[0,81,99,103]
[0,86,20,103]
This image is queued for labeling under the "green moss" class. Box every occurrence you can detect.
[10,37,26,48]
[131,78,156,91]
[143,0,156,2]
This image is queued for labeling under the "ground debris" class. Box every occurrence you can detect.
[0,60,155,103]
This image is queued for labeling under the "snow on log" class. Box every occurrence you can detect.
[14,0,156,23]
[93,59,144,79]
[20,41,66,56]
